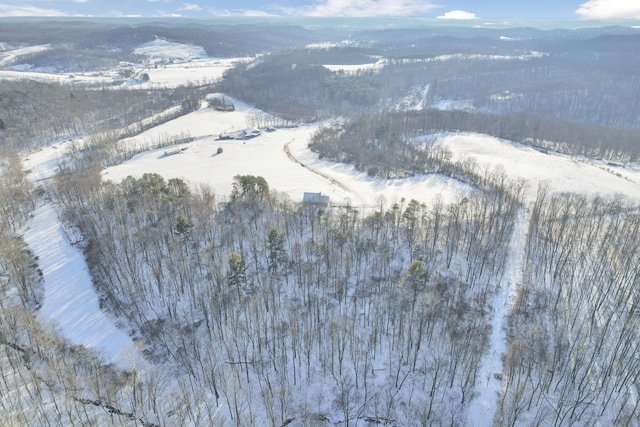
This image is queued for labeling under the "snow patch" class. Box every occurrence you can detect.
[133,38,208,62]
[0,44,51,67]
[322,59,385,74]
[437,132,640,203]
[23,203,139,367]
[433,98,476,111]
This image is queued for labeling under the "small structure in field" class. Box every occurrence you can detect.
[240,128,261,139]
[217,128,261,141]
[303,192,330,208]
[164,146,188,156]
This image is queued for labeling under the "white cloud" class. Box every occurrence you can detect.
[202,7,277,17]
[437,10,478,20]
[576,0,640,19]
[281,0,438,17]
[74,0,90,4]
[181,3,202,11]
[241,9,280,17]
[0,4,67,17]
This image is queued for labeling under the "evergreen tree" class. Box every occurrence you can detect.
[175,214,191,235]
[227,252,247,288]
[231,175,269,202]
[266,227,286,273]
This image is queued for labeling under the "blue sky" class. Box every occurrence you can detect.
[0,0,638,20]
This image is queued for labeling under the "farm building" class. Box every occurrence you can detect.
[303,192,330,208]
[163,146,188,156]
[217,128,261,140]
[240,128,261,139]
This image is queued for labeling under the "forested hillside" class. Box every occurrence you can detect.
[222,27,640,128]
[309,111,640,175]
[55,168,522,425]
[0,80,201,151]
[1,18,639,427]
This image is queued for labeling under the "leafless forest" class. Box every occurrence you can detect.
[1,19,639,426]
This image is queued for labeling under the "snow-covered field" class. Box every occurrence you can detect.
[0,57,250,88]
[0,44,51,67]
[0,38,251,89]
[103,99,473,209]
[322,60,384,74]
[438,133,640,202]
[132,39,251,87]
[133,38,208,62]
[140,57,249,88]
[23,203,139,367]
[0,69,105,84]
[104,99,640,208]
[23,139,82,182]
[21,138,141,367]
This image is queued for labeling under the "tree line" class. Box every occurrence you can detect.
[310,111,640,171]
[0,80,202,152]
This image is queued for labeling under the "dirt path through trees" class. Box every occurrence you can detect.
[465,207,530,425]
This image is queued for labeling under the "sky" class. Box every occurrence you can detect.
[0,0,639,20]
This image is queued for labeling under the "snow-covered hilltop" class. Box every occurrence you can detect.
[133,38,209,63]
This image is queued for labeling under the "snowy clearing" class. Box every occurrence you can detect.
[104,101,640,211]
[23,140,76,182]
[0,44,51,67]
[133,38,208,62]
[322,60,385,74]
[23,203,139,367]
[432,98,476,111]
[140,57,250,88]
[438,132,640,202]
[0,69,105,84]
[0,56,248,88]
[0,38,250,89]
[104,98,474,209]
